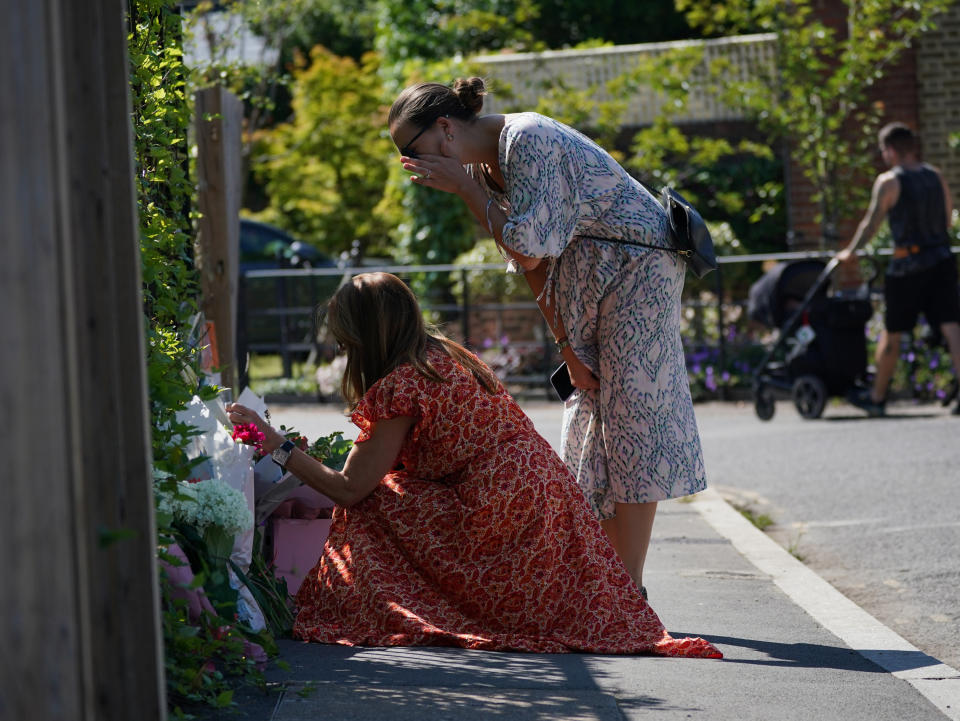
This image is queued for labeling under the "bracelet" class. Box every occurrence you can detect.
[555,335,570,352]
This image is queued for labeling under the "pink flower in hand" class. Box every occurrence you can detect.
[231,423,266,453]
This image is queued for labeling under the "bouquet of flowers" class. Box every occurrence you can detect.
[155,476,253,562]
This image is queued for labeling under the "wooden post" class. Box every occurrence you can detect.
[1,1,165,719]
[195,86,243,391]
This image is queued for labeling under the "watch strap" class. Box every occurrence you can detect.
[270,439,296,468]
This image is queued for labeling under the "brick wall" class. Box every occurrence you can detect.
[787,0,924,249]
[916,1,960,205]
[787,47,919,249]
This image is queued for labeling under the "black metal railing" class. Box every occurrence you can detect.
[237,246,959,396]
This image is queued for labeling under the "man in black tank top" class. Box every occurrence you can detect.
[836,122,960,416]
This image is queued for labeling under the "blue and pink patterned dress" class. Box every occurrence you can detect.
[472,112,706,519]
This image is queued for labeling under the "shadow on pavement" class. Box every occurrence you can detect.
[261,642,657,720]
[677,634,891,672]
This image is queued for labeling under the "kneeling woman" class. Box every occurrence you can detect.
[227,272,720,658]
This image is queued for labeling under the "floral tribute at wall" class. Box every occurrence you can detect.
[128,1,357,714]
[154,384,351,714]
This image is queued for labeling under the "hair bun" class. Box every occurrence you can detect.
[452,77,487,115]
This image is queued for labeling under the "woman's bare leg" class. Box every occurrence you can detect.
[600,501,658,589]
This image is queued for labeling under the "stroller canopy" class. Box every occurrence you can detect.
[747,259,829,329]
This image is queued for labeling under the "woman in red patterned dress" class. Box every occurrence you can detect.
[227,273,720,658]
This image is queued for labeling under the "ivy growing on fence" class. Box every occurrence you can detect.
[129,0,210,480]
[130,1,267,713]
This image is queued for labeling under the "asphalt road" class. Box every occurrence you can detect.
[272,395,960,674]
[692,398,960,674]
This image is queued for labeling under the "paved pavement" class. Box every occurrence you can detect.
[198,401,960,721]
[692,398,960,673]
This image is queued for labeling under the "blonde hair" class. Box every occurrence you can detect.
[324,272,500,406]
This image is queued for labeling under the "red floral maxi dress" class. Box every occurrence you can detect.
[293,348,721,658]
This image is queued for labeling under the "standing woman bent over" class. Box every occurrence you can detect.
[388,77,707,596]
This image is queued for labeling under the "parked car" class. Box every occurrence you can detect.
[238,219,341,356]
[239,218,337,271]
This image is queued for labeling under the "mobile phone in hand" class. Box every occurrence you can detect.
[550,363,576,401]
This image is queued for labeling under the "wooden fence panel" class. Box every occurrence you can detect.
[1,2,89,717]
[1,1,165,719]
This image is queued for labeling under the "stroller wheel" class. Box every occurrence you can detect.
[792,375,827,419]
[754,387,775,421]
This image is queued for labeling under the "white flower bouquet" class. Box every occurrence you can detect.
[156,478,253,536]
[156,478,253,562]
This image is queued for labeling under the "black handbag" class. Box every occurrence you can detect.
[580,187,718,279]
[659,188,718,279]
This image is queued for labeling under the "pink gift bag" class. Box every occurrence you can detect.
[271,518,333,595]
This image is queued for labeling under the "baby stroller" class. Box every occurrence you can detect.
[748,257,876,420]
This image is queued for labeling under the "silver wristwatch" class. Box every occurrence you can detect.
[270,439,296,468]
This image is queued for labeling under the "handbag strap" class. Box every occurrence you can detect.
[577,234,692,258]
[576,182,693,258]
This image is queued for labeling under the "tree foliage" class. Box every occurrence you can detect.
[509,40,785,264]
[531,0,692,47]
[630,118,785,250]
[271,0,697,68]
[375,0,538,67]
[372,56,495,300]
[452,240,529,302]
[263,0,379,62]
[677,0,953,244]
[251,47,393,258]
[189,1,728,275]
[618,46,785,255]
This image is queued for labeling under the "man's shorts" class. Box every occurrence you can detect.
[884,257,960,332]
